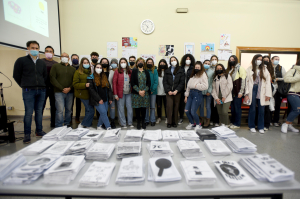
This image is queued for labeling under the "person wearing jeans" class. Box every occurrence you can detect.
[13,40,47,143]
[145,58,158,126]
[156,59,168,124]
[50,52,75,127]
[281,62,300,133]
[73,57,95,128]
[113,58,133,128]
[108,58,118,129]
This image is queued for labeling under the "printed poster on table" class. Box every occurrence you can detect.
[107,42,118,58]
[218,49,232,61]
[184,42,195,55]
[201,43,215,52]
[220,34,231,49]
[122,37,138,60]
[140,54,156,64]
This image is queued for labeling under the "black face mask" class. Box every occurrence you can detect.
[160,65,167,69]
[194,69,200,74]
[229,61,235,66]
[129,62,135,66]
[216,70,223,75]
[138,63,144,68]
[102,64,108,68]
[264,61,269,65]
[147,64,152,69]
[92,58,98,64]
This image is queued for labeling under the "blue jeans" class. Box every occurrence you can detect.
[95,101,111,128]
[231,96,242,126]
[54,92,73,127]
[248,85,265,130]
[80,99,94,127]
[145,94,156,123]
[286,95,300,122]
[109,99,115,119]
[117,94,133,126]
[185,90,203,125]
[200,95,212,118]
[22,88,46,135]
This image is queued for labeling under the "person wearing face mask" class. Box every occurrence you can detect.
[271,56,287,127]
[129,56,136,70]
[90,51,99,73]
[13,40,47,143]
[178,54,195,125]
[73,58,95,129]
[211,64,233,127]
[87,63,112,130]
[144,58,158,126]
[209,55,220,126]
[163,56,185,128]
[50,52,76,127]
[113,58,133,128]
[225,55,246,129]
[131,58,151,130]
[107,58,118,129]
[156,59,168,124]
[244,54,272,134]
[70,54,82,124]
[184,61,208,130]
[42,46,57,127]
[200,60,214,128]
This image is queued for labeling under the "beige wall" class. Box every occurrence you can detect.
[1,0,300,116]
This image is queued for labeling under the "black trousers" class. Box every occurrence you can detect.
[272,91,285,123]
[210,97,219,123]
[43,87,56,127]
[71,96,82,119]
[264,106,271,128]
[156,95,167,118]
[135,108,146,123]
[179,91,185,119]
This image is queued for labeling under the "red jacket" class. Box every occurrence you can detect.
[113,69,132,98]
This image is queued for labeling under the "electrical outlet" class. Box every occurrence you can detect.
[7,106,14,110]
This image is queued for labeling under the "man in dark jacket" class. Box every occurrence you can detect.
[13,40,47,144]
[70,54,81,124]
[50,52,76,127]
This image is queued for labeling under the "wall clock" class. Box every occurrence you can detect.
[141,19,155,35]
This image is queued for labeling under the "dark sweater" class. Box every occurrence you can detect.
[87,78,113,106]
[41,58,58,88]
[50,62,76,93]
[163,67,185,93]
[13,55,47,89]
[130,68,151,95]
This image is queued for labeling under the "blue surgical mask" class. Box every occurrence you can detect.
[83,64,90,69]
[111,63,117,69]
[204,64,210,69]
[273,60,279,65]
[30,50,39,56]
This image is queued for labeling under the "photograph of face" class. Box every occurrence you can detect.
[193,166,202,175]
[55,161,72,170]
[28,158,51,166]
[165,45,174,56]
[220,164,240,176]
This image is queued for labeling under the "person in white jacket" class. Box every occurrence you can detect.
[184,61,208,130]
[244,54,272,134]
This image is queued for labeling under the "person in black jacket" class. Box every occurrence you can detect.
[13,40,47,144]
[178,54,195,124]
[163,56,185,128]
[87,63,113,130]
[131,58,151,130]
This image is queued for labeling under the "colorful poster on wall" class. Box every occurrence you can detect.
[200,54,213,63]
[201,43,215,52]
[158,45,166,56]
[218,49,232,61]
[141,54,156,64]
[220,34,231,49]
[107,42,118,58]
[122,37,138,60]
[159,45,174,56]
[184,42,195,55]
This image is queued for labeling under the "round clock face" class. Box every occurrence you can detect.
[141,19,155,35]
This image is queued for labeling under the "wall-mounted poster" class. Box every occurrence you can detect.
[220,34,231,49]
[141,54,156,64]
[107,42,118,58]
[201,43,215,52]
[159,45,174,56]
[218,49,232,61]
[158,45,166,56]
[184,42,195,55]
[122,37,138,60]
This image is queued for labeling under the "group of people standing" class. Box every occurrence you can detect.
[13,40,300,144]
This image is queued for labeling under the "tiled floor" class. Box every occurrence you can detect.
[0,115,299,199]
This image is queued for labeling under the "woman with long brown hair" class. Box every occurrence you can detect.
[156,59,168,124]
[184,61,208,130]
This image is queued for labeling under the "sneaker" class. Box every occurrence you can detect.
[23,134,31,144]
[35,130,46,137]
[186,123,194,130]
[87,127,96,130]
[129,125,134,128]
[264,127,269,131]
[259,129,265,134]
[110,120,116,129]
[122,126,127,129]
[195,125,202,131]
[192,124,196,128]
[274,123,280,127]
[210,122,213,126]
[270,123,273,126]
[288,124,299,133]
[215,123,220,127]
[97,126,105,130]
[178,119,183,125]
[230,125,240,129]
[78,123,84,128]
[281,123,288,134]
[250,128,256,133]
[106,127,112,130]
[165,118,168,124]
[156,118,161,124]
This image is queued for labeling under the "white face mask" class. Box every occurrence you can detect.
[211,60,217,66]
[121,63,127,68]
[185,60,191,65]
[171,61,177,66]
[256,60,262,66]
[95,68,102,74]
[61,57,69,63]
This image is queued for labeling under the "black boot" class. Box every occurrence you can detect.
[137,119,141,130]
[110,119,116,129]
[142,119,146,129]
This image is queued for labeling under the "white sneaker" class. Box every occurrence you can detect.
[288,124,299,133]
[274,123,280,127]
[106,127,112,130]
[165,118,168,124]
[78,123,84,128]
[221,124,225,126]
[215,123,220,127]
[87,127,96,130]
[178,119,183,125]
[210,122,213,126]
[156,118,161,124]
[264,127,269,131]
[186,123,194,130]
[270,123,273,126]
[281,123,288,134]
[259,129,265,134]
[250,128,256,133]
[195,125,202,131]
[129,125,134,128]
[97,126,105,130]
[230,125,240,129]
[122,126,127,128]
